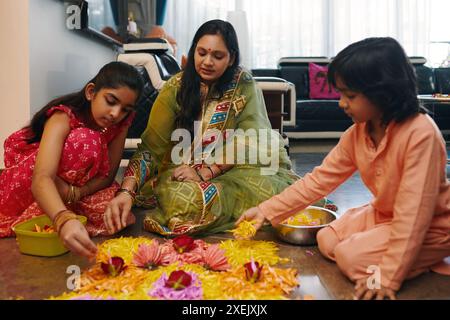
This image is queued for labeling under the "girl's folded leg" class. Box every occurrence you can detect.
[317,205,376,262]
[317,227,340,261]
[333,224,391,282]
[74,182,136,236]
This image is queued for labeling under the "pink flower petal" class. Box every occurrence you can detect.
[133,241,162,269]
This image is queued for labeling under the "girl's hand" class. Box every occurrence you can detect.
[59,219,97,259]
[235,207,268,232]
[354,278,397,300]
[54,177,70,200]
[172,165,201,182]
[104,192,136,234]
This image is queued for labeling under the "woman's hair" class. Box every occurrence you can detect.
[26,61,144,144]
[176,19,240,136]
[328,37,426,125]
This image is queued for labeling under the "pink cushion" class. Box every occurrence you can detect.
[308,63,340,99]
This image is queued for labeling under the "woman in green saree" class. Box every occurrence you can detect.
[104,20,326,236]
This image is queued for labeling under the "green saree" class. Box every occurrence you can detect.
[124,68,307,236]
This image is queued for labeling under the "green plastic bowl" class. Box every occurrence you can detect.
[12,214,87,257]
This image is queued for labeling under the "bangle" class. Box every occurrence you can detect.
[116,188,136,202]
[65,185,81,205]
[53,209,78,234]
[52,209,70,224]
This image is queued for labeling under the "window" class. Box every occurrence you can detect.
[163,0,450,68]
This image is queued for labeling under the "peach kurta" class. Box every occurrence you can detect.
[258,113,450,290]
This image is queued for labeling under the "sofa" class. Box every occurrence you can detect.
[252,57,450,139]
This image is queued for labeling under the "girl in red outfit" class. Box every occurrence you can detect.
[0,61,143,258]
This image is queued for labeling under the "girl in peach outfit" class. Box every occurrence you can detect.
[237,37,450,300]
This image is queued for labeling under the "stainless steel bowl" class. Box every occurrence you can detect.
[274,206,338,246]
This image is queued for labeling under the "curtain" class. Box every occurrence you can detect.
[163,0,235,60]
[163,0,450,68]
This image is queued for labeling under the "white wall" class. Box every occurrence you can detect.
[29,0,118,114]
[0,0,31,167]
[0,0,120,168]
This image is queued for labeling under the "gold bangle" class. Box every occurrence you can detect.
[116,188,136,203]
[64,186,72,204]
[66,185,75,204]
[54,210,78,234]
[74,185,81,202]
[66,185,81,204]
[52,209,71,224]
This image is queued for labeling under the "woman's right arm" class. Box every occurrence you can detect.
[32,112,97,258]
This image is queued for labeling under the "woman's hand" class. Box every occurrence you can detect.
[59,219,97,259]
[104,192,136,234]
[172,165,201,182]
[235,206,268,232]
[354,278,397,300]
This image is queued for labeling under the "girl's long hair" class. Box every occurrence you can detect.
[328,37,426,125]
[176,19,240,137]
[26,61,144,144]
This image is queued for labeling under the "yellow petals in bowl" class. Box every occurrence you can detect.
[274,206,338,246]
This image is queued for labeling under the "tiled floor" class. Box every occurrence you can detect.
[1,139,449,300]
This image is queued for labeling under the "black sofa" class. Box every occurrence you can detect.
[252,57,450,138]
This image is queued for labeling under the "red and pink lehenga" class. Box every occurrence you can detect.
[0,105,133,237]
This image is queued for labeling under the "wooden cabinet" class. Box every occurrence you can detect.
[262,90,286,132]
[256,77,296,134]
